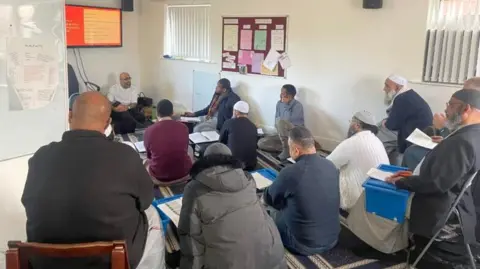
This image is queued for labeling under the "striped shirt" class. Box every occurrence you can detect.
[327,131,390,209]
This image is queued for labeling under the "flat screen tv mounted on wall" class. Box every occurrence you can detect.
[65,5,123,48]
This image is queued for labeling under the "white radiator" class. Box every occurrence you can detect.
[423,0,480,84]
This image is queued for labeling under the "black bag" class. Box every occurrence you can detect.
[137,92,153,108]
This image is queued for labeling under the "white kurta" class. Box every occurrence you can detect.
[107,84,139,105]
[327,131,390,210]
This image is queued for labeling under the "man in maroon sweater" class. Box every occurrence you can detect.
[144,99,193,185]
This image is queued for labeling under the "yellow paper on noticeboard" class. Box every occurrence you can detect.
[260,63,278,76]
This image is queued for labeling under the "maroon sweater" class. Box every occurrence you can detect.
[144,120,192,182]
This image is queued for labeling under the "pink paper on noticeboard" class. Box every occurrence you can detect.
[238,50,254,65]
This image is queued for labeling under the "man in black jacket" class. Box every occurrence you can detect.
[219,101,258,170]
[388,88,480,267]
[22,92,164,269]
[184,78,240,132]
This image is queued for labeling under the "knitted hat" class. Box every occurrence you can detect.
[387,74,407,86]
[204,143,232,156]
[233,101,249,114]
[353,110,377,126]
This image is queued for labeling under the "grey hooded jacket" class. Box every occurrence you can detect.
[178,154,286,269]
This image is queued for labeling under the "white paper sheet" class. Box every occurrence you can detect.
[180,116,201,123]
[263,49,281,71]
[251,172,273,189]
[157,197,183,227]
[7,37,58,110]
[271,30,285,51]
[223,25,239,52]
[121,141,136,151]
[257,128,264,135]
[279,53,292,69]
[134,141,146,153]
[287,157,295,163]
[222,61,236,69]
[406,128,438,150]
[202,131,220,141]
[367,168,394,181]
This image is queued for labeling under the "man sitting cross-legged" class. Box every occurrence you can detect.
[108,72,146,134]
[219,101,258,171]
[264,126,340,255]
[258,84,305,160]
[22,92,165,269]
[184,78,240,132]
[144,99,193,186]
[178,143,286,269]
[327,111,389,210]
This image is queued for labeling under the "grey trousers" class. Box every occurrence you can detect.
[257,120,294,152]
[377,124,402,166]
[193,117,217,133]
[136,205,166,269]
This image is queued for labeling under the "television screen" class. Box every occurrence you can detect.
[65,5,122,48]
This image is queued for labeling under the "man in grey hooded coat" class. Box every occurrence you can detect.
[178,143,286,269]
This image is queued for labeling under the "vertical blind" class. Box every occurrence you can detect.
[424,0,480,84]
[164,5,211,61]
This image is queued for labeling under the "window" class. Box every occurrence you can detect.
[164,5,211,61]
[423,0,480,84]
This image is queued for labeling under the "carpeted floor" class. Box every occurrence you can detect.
[117,132,409,269]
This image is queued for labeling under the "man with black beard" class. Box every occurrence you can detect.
[387,88,480,268]
[327,111,389,210]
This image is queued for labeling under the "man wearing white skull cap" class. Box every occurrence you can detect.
[219,101,258,170]
[378,74,433,165]
[327,111,389,210]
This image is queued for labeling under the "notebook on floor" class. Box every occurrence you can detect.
[157,197,183,227]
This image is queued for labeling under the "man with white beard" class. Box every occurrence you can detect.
[376,75,433,165]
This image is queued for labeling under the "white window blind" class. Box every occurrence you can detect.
[164,5,211,61]
[424,0,480,84]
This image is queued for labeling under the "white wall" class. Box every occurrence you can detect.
[0,1,141,267]
[140,0,461,150]
[0,156,30,268]
[66,0,142,94]
[0,0,463,267]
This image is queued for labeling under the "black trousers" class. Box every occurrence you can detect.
[111,108,145,134]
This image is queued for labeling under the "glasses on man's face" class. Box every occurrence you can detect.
[446,101,463,107]
[121,77,131,81]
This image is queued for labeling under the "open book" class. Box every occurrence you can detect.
[251,172,273,189]
[189,131,220,144]
[157,197,183,227]
[406,128,438,150]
